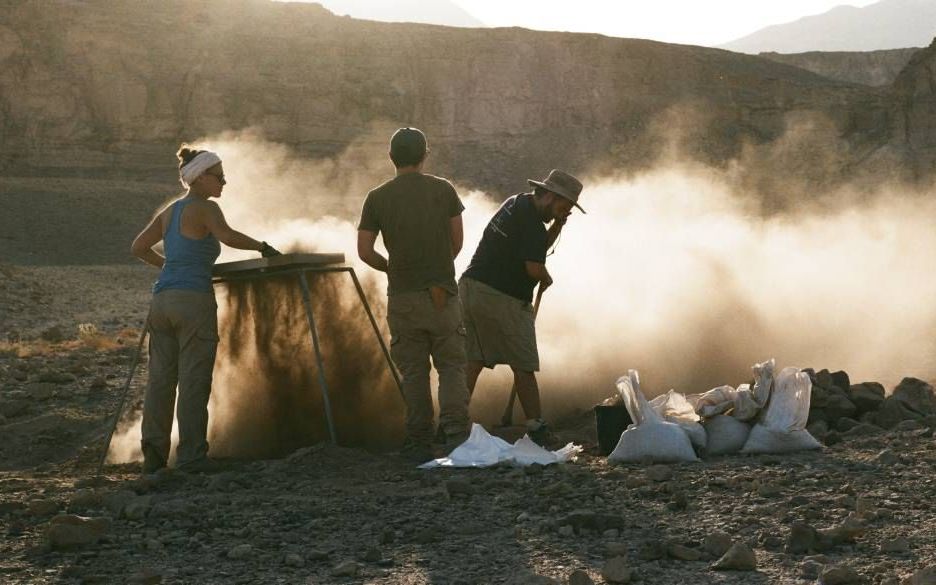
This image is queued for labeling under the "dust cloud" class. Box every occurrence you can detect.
[109,124,936,462]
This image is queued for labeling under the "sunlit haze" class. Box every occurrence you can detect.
[304,0,880,46]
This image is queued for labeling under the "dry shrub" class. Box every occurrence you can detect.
[0,339,54,358]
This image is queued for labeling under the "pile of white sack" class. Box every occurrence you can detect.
[608,359,823,463]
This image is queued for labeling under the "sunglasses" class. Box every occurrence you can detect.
[205,171,226,185]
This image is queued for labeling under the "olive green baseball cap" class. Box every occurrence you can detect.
[390,127,428,162]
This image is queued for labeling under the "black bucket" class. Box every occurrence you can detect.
[595,404,632,455]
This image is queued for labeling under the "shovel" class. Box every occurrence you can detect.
[97,316,149,476]
[499,285,544,427]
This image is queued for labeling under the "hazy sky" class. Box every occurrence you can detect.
[457,0,882,46]
[311,0,880,47]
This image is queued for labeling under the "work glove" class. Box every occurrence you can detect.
[259,241,282,258]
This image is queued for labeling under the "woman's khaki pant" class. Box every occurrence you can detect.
[141,289,218,469]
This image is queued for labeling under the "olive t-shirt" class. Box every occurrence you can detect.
[461,193,547,303]
[358,173,464,296]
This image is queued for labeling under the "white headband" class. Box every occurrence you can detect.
[180,151,222,186]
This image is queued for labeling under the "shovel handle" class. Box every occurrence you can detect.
[500,284,545,426]
[533,285,544,319]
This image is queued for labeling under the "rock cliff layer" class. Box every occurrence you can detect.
[3,0,929,193]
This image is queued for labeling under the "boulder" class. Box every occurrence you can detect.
[881,537,911,553]
[704,532,733,557]
[901,566,936,585]
[667,543,703,561]
[842,423,884,439]
[875,449,900,465]
[824,390,858,422]
[835,418,862,433]
[102,490,137,516]
[600,557,631,584]
[646,465,673,482]
[46,515,111,549]
[818,514,867,545]
[636,539,666,560]
[892,378,936,416]
[830,371,851,393]
[849,383,885,414]
[712,543,757,571]
[894,419,926,432]
[786,522,820,554]
[802,560,824,579]
[568,569,595,585]
[807,420,830,439]
[122,496,153,520]
[28,499,59,516]
[820,566,864,585]
[872,398,924,429]
[811,385,831,409]
[68,490,103,511]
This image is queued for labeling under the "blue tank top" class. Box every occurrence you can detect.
[153,198,221,294]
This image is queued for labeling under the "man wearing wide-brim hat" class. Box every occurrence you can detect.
[459,169,584,445]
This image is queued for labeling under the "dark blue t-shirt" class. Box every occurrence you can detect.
[462,193,547,302]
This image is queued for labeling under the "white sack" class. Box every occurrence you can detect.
[420,423,581,469]
[741,367,822,454]
[650,389,707,449]
[732,384,760,421]
[608,371,699,463]
[691,385,738,418]
[703,415,752,455]
[751,358,775,408]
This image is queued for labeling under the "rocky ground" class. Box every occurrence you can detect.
[1,264,936,585]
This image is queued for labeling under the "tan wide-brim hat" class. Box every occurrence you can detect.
[528,169,585,213]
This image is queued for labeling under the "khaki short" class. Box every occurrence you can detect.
[458,277,539,372]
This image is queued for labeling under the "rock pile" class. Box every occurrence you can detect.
[805,369,936,444]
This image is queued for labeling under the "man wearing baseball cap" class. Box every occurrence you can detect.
[459,169,584,445]
[357,127,471,463]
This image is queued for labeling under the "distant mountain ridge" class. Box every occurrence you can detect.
[313,0,484,28]
[721,0,936,53]
[760,48,920,86]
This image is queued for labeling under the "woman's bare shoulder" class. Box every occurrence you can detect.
[187,198,221,212]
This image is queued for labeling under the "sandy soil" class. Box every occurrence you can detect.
[1,264,935,585]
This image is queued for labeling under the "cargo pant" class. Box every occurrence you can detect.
[387,289,471,446]
[141,289,218,469]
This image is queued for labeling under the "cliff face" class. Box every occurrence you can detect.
[891,39,936,177]
[0,0,910,194]
[761,48,919,87]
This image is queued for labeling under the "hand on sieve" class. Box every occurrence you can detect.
[259,241,282,258]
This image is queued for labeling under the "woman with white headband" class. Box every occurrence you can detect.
[131,144,280,474]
